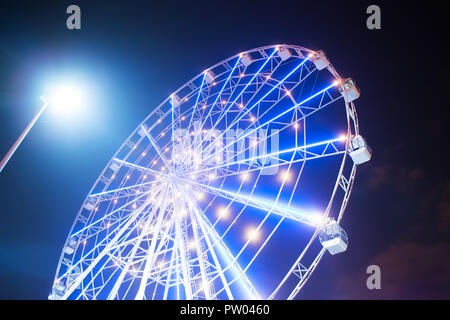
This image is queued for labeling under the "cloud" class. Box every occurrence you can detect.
[365,165,424,193]
[335,179,450,299]
[337,241,450,299]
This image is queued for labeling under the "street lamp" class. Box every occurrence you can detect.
[0,84,84,173]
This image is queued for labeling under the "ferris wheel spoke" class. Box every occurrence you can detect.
[106,186,170,299]
[88,180,158,200]
[187,136,346,178]
[200,56,280,137]
[187,202,260,299]
[73,193,163,299]
[81,187,163,250]
[214,147,345,181]
[235,82,338,143]
[185,202,215,299]
[212,49,278,129]
[199,81,338,167]
[135,185,174,299]
[82,195,165,300]
[182,73,206,150]
[218,56,312,139]
[190,209,234,299]
[113,158,164,176]
[140,125,172,171]
[184,178,320,226]
[174,219,193,299]
[197,56,315,159]
[60,191,161,299]
[197,56,242,134]
[72,190,153,238]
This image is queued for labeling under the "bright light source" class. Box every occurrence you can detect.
[246,227,261,243]
[279,169,292,183]
[48,85,84,115]
[308,212,324,225]
[217,207,230,219]
[196,192,205,200]
[339,133,347,141]
[241,172,250,182]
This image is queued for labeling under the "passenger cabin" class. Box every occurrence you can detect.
[338,78,360,102]
[319,220,348,255]
[311,50,330,70]
[170,94,181,107]
[349,135,372,165]
[241,53,253,67]
[205,70,215,84]
[51,281,66,300]
[277,47,292,61]
[63,238,78,255]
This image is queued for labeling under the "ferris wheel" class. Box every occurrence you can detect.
[50,44,371,300]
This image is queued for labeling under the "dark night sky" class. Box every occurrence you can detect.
[0,0,449,299]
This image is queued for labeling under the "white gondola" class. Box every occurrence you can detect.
[52,281,66,299]
[137,124,149,137]
[205,70,215,84]
[240,53,253,67]
[67,265,81,290]
[170,94,181,107]
[277,47,292,61]
[109,162,120,171]
[319,220,348,255]
[338,78,360,102]
[63,237,78,255]
[83,199,96,211]
[348,135,372,165]
[311,50,330,70]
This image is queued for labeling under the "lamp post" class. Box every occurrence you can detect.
[0,100,49,173]
[0,84,84,174]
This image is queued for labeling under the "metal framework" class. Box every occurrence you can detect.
[50,44,361,300]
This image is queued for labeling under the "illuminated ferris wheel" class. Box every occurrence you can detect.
[50,44,371,300]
